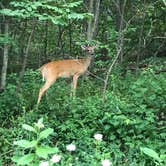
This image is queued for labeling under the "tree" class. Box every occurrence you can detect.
[87,0,100,41]
[0,0,92,91]
[0,20,9,91]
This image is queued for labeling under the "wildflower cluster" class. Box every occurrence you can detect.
[94,133,112,166]
[12,119,112,166]
[39,143,76,166]
[40,154,61,166]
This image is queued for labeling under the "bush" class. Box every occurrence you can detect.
[0,60,165,165]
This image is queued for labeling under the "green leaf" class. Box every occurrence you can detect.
[50,16,67,25]
[63,1,83,8]
[12,154,35,165]
[0,9,13,15]
[68,13,84,19]
[18,153,35,165]
[22,124,36,132]
[37,118,43,124]
[140,147,162,162]
[39,128,54,140]
[12,155,21,162]
[14,140,37,149]
[36,146,58,159]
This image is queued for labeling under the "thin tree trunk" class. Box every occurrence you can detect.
[0,21,9,91]
[102,0,127,102]
[137,20,144,73]
[17,21,36,92]
[102,46,122,103]
[87,0,94,41]
[92,0,100,39]
[44,20,48,61]
[114,0,126,63]
[17,22,27,66]
[69,21,72,55]
[55,26,64,57]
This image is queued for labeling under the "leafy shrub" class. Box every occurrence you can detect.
[0,83,24,126]
[12,118,59,166]
[0,59,165,165]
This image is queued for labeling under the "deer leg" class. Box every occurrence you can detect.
[72,74,79,97]
[37,80,55,104]
[70,82,74,98]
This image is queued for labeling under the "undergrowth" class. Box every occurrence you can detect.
[0,58,165,165]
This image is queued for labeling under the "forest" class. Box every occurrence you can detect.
[0,0,166,165]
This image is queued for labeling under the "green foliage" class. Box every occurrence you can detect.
[12,118,58,165]
[0,59,165,165]
[0,34,14,45]
[0,83,24,125]
[0,0,92,25]
[140,147,162,163]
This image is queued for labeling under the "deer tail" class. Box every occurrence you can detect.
[37,66,45,81]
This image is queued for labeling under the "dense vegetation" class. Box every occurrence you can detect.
[0,0,165,165]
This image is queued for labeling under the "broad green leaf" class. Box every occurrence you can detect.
[39,128,54,140]
[0,36,13,44]
[0,9,13,15]
[83,13,93,19]
[36,146,58,159]
[12,155,21,162]
[12,154,35,165]
[63,1,83,8]
[17,153,35,165]
[140,147,162,162]
[50,17,67,25]
[160,154,166,161]
[14,140,37,149]
[22,124,36,132]
[68,13,84,19]
[37,118,43,124]
[34,117,45,129]
[41,4,64,13]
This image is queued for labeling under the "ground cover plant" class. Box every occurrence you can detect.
[0,58,165,165]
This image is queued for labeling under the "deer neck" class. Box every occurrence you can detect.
[83,54,93,68]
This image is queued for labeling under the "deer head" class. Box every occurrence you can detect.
[81,45,97,55]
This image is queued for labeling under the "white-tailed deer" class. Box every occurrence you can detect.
[37,45,97,104]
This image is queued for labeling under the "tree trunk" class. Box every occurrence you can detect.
[55,26,64,57]
[102,0,126,102]
[17,21,36,92]
[92,0,100,39]
[87,0,100,41]
[44,20,48,61]
[69,21,72,55]
[87,0,94,41]
[0,21,9,91]
[114,0,126,63]
[102,44,122,103]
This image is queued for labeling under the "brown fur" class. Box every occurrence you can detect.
[37,45,96,104]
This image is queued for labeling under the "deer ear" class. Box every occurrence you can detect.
[81,45,86,50]
[92,45,97,49]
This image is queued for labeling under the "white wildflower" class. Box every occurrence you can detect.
[34,121,44,129]
[66,143,76,151]
[101,159,112,166]
[50,154,61,163]
[94,133,103,141]
[39,161,49,166]
[36,123,44,129]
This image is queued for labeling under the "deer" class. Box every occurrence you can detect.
[37,45,97,104]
